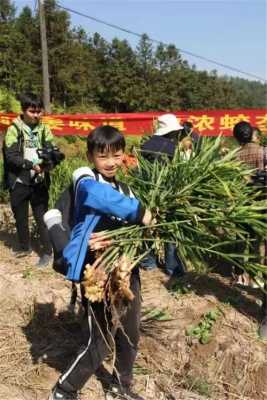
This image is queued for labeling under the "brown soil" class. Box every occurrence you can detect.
[0,222,266,400]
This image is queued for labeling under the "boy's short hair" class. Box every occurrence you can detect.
[233,121,253,144]
[87,125,126,154]
[19,94,43,111]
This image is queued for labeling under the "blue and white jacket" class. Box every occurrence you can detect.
[63,167,144,282]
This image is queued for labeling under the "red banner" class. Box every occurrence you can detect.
[0,109,266,136]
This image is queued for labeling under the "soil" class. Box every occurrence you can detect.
[0,206,266,400]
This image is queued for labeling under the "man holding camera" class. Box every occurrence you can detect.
[3,94,62,267]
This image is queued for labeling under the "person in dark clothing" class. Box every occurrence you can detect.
[3,94,56,266]
[182,121,200,143]
[233,121,267,339]
[140,113,186,277]
[47,126,153,400]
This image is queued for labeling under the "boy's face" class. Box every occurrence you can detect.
[23,107,43,126]
[88,148,124,179]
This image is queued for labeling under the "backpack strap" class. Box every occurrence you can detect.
[73,169,98,209]
[92,169,133,197]
[2,123,24,189]
[95,172,132,198]
[8,122,24,150]
[117,181,131,197]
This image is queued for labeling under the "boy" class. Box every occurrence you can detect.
[48,125,152,400]
[3,94,54,266]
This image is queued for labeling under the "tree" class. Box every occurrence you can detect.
[98,38,142,112]
[0,1,266,112]
[0,0,15,22]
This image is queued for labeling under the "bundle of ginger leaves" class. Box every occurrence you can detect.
[82,136,267,302]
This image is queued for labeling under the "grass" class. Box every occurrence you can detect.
[186,308,222,344]
[185,375,212,398]
[133,363,151,375]
[168,280,193,297]
[22,268,34,279]
[142,307,173,321]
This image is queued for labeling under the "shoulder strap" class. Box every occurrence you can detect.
[117,181,131,196]
[7,122,24,149]
[73,169,98,208]
[92,169,100,182]
[41,125,46,147]
[92,169,131,197]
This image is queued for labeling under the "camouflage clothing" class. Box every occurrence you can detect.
[4,116,54,188]
[3,116,54,254]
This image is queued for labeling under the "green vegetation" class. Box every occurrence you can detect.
[91,137,267,282]
[0,0,266,113]
[133,363,151,375]
[22,268,34,279]
[48,157,85,207]
[185,375,212,397]
[0,87,20,112]
[142,307,173,321]
[0,159,9,202]
[186,308,222,344]
[168,280,192,297]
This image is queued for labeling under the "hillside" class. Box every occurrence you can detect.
[0,205,266,400]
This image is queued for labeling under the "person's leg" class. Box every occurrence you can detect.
[259,239,267,339]
[140,251,157,270]
[113,273,141,386]
[10,184,31,251]
[30,184,52,258]
[259,279,267,339]
[44,209,70,273]
[107,273,144,399]
[56,300,112,393]
[164,243,186,277]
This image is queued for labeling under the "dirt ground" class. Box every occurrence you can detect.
[0,210,266,400]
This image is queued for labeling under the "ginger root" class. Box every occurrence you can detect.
[82,265,108,302]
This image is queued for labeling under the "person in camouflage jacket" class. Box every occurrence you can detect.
[4,94,54,266]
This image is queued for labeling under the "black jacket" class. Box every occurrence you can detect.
[140,135,176,162]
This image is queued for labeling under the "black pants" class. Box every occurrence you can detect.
[10,182,52,255]
[58,273,141,392]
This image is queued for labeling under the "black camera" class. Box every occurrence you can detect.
[37,146,65,171]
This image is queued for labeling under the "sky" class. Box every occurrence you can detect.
[14,0,267,83]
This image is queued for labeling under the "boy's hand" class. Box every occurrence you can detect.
[89,232,112,251]
[142,209,156,226]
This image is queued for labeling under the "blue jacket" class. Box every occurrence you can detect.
[63,175,144,281]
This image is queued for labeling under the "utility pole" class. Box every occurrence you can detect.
[38,0,51,113]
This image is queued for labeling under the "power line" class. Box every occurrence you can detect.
[55,2,266,83]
